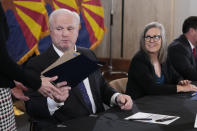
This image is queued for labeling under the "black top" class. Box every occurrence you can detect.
[0,3,41,89]
[126,50,182,100]
[168,34,197,81]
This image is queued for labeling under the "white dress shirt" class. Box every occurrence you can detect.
[47,45,120,115]
[188,40,195,50]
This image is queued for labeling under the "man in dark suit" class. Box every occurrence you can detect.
[25,9,133,131]
[168,16,197,81]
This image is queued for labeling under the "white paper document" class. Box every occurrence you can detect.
[125,112,180,125]
[194,114,197,128]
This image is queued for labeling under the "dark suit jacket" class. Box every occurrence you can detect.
[125,50,182,100]
[25,46,116,122]
[168,34,197,81]
[0,3,41,89]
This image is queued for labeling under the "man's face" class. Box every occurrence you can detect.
[193,29,197,46]
[50,13,79,52]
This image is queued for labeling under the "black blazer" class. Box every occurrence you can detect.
[25,46,116,122]
[168,34,197,81]
[0,3,41,89]
[126,51,182,100]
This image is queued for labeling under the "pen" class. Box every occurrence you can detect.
[128,118,152,121]
[155,117,177,122]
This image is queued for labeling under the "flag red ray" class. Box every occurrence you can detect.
[82,6,104,29]
[14,11,37,49]
[15,4,48,32]
[81,12,97,45]
[14,0,42,2]
[82,1,102,6]
[53,1,77,12]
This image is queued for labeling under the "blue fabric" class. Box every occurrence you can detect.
[155,73,164,84]
[77,82,93,113]
[76,14,91,48]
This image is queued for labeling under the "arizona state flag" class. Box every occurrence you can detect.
[2,0,105,64]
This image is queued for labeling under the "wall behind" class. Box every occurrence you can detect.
[93,0,197,61]
[123,0,174,59]
[94,0,122,58]
[174,0,197,38]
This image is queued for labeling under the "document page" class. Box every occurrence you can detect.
[125,112,180,125]
[194,114,197,128]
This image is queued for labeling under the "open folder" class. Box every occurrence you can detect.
[42,49,77,74]
[42,54,99,87]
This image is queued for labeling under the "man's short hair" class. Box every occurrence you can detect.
[182,16,197,33]
[49,8,80,29]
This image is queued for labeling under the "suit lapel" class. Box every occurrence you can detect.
[40,45,60,70]
[189,46,196,67]
[181,35,197,67]
[88,73,101,112]
[195,48,197,66]
[46,46,59,62]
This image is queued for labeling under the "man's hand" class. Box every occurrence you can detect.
[38,76,62,99]
[177,84,197,92]
[53,81,71,103]
[178,80,191,85]
[116,94,133,110]
[11,81,30,101]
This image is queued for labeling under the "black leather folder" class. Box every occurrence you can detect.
[43,55,99,87]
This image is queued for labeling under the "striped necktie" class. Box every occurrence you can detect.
[77,82,93,113]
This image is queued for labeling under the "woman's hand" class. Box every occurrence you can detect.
[11,81,30,101]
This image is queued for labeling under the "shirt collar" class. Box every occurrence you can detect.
[52,44,77,57]
[52,44,64,57]
[74,45,77,52]
[188,40,195,50]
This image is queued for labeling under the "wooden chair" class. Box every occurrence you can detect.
[109,77,128,93]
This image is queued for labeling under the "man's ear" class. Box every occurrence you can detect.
[189,28,196,33]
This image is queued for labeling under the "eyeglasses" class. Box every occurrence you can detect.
[144,35,161,42]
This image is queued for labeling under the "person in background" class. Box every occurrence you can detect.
[168,16,197,81]
[0,2,67,131]
[126,22,197,100]
[24,8,133,131]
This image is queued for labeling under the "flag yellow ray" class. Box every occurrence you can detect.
[83,0,90,2]
[82,4,104,18]
[14,1,47,14]
[83,9,104,40]
[16,7,41,40]
[53,1,60,9]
